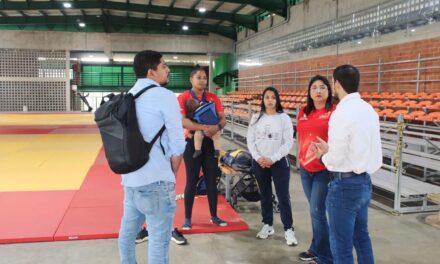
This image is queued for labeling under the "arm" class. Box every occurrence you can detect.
[162,91,186,159]
[269,114,294,163]
[182,115,206,131]
[204,112,226,137]
[171,155,183,176]
[320,112,351,170]
[246,114,262,161]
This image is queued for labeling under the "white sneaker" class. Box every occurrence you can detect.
[256,224,274,239]
[284,228,298,246]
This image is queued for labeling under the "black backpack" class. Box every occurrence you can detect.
[94,84,165,174]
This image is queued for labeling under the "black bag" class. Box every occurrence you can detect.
[220,149,253,173]
[94,84,165,174]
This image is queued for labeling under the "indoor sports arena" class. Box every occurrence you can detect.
[1,1,440,264]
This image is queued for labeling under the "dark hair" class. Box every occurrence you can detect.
[253,86,283,124]
[190,64,208,78]
[304,75,333,115]
[184,98,199,118]
[333,64,360,94]
[133,50,162,79]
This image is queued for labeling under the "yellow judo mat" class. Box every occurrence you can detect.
[0,113,102,192]
[0,113,95,126]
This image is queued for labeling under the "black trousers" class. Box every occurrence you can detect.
[183,137,220,219]
[252,157,294,230]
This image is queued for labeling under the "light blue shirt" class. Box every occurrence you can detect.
[121,78,186,187]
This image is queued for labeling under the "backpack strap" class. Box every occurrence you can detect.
[133,84,158,99]
[189,89,207,104]
[150,125,166,155]
[133,84,164,154]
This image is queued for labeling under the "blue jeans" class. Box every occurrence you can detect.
[118,181,176,264]
[252,157,293,230]
[299,167,333,264]
[326,173,374,264]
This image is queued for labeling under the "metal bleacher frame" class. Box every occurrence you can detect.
[221,104,440,214]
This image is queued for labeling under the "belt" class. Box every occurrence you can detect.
[329,171,365,180]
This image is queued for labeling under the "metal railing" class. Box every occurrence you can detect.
[233,54,440,94]
[238,0,440,63]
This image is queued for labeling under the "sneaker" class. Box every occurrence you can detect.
[284,228,298,246]
[256,224,274,239]
[182,218,192,230]
[193,150,202,158]
[135,228,148,244]
[211,216,228,226]
[171,228,187,245]
[299,251,316,261]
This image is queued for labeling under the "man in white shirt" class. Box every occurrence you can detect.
[314,65,382,264]
[118,50,186,264]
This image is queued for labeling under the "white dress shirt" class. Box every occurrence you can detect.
[121,78,186,187]
[247,112,294,163]
[322,92,382,174]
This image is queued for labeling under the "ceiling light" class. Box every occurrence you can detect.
[81,57,109,63]
[410,28,416,32]
[238,61,263,66]
[113,58,133,63]
[199,7,206,13]
[79,22,86,28]
[357,41,362,44]
[63,2,72,8]
[173,56,178,59]
[182,25,188,30]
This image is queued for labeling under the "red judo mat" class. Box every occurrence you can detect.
[0,146,248,243]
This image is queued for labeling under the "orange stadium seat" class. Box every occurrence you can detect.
[404,111,426,121]
[388,110,409,119]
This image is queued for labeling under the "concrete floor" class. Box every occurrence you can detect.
[1,140,440,264]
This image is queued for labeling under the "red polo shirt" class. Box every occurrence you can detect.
[297,105,336,172]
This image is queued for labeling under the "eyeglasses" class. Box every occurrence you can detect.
[310,86,328,91]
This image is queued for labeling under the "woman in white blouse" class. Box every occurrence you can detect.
[246,86,297,246]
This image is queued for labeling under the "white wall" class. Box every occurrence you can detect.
[0,31,234,55]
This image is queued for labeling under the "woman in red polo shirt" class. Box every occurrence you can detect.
[296,75,335,263]
[177,66,227,229]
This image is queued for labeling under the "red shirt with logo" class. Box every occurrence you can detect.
[297,105,336,172]
[177,90,224,138]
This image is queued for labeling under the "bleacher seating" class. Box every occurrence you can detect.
[221,90,440,124]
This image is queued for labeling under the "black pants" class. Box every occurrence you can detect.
[252,157,294,231]
[183,137,220,219]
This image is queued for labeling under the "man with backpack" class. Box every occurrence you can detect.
[117,50,185,264]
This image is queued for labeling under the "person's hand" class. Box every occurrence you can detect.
[262,157,273,168]
[257,157,267,168]
[257,157,273,168]
[314,136,329,159]
[203,125,219,138]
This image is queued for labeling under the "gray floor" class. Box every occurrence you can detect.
[1,139,440,264]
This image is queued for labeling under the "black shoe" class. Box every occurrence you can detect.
[298,251,316,261]
[214,150,220,158]
[135,228,148,244]
[211,216,228,226]
[171,228,187,245]
[193,150,202,159]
